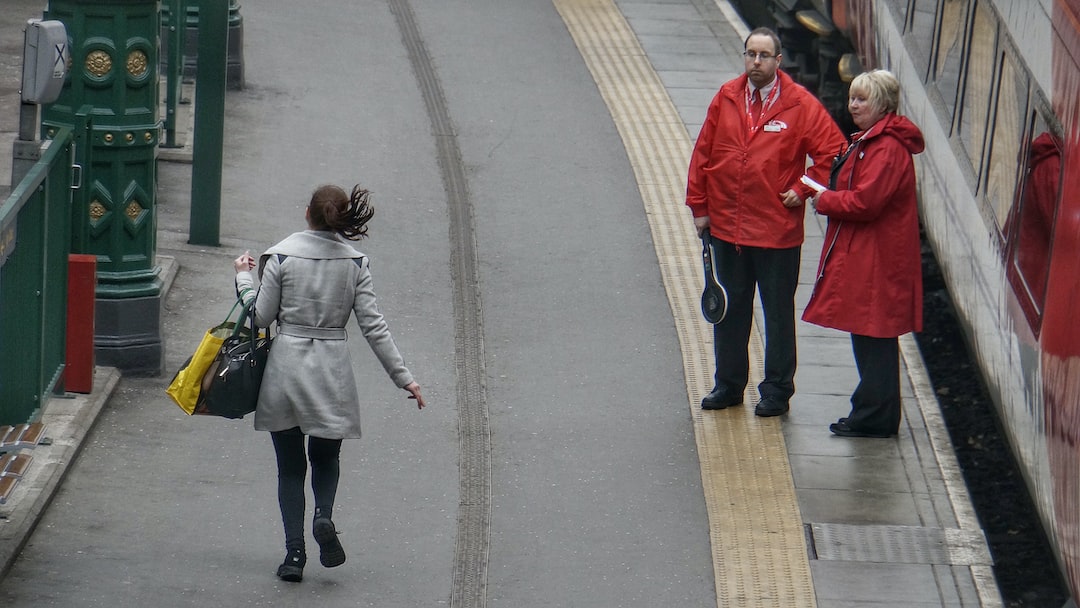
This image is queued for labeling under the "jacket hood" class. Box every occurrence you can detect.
[1029,131,1062,166]
[859,113,924,154]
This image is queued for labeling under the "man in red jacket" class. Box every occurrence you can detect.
[686,27,846,416]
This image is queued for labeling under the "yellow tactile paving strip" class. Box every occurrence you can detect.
[551,0,816,605]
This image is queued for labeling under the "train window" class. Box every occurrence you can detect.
[984,49,1028,230]
[894,0,910,25]
[907,0,939,81]
[1005,110,1061,330]
[934,0,970,122]
[955,1,997,179]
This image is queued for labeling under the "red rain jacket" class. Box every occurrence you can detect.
[686,70,846,248]
[802,112,926,338]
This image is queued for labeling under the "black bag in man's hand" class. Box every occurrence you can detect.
[700,234,728,324]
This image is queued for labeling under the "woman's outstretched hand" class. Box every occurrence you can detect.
[404,382,426,409]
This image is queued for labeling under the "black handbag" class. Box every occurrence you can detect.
[700,233,728,324]
[195,296,272,419]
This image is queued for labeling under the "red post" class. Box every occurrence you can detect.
[65,254,96,393]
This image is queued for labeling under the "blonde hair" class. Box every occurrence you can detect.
[849,69,900,115]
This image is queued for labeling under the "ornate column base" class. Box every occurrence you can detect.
[93,294,164,376]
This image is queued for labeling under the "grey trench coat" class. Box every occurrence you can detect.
[236,230,414,439]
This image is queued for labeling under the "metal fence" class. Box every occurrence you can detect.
[0,128,74,425]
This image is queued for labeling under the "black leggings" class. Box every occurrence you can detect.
[271,427,342,551]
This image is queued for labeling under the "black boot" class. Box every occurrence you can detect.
[313,516,346,568]
[276,547,306,582]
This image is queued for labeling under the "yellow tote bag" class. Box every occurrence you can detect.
[165,295,248,414]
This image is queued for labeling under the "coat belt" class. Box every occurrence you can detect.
[278,323,347,340]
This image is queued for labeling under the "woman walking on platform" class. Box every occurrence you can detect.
[234,184,426,582]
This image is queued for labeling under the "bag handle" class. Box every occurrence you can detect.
[230,288,257,337]
[225,289,250,323]
[232,288,271,358]
[211,289,252,334]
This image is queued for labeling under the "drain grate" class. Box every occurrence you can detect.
[809,523,993,566]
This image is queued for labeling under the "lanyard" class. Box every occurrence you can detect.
[745,81,780,133]
[830,128,872,188]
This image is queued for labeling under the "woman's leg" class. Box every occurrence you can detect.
[271,427,308,580]
[308,436,346,567]
[847,334,902,434]
[308,436,341,519]
[271,428,308,549]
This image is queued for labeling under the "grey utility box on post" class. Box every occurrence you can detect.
[11,19,68,186]
[20,19,68,104]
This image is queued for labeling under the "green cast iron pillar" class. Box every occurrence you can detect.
[42,0,163,375]
[161,0,245,89]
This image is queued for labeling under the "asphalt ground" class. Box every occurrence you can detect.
[1,1,712,606]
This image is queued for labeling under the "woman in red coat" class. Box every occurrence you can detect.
[802,69,925,438]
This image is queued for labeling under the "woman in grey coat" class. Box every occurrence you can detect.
[234,184,425,582]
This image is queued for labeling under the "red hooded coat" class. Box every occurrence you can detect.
[686,70,847,248]
[802,112,926,337]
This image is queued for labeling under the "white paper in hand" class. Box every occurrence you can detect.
[800,174,827,193]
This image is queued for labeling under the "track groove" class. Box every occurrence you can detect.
[387,1,491,606]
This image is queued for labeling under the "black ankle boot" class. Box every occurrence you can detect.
[276,548,306,582]
[313,517,346,568]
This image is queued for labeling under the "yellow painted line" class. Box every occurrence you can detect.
[552,0,816,605]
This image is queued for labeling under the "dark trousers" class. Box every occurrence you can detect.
[709,237,800,402]
[271,427,342,551]
[846,334,902,434]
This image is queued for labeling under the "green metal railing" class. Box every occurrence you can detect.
[0,128,74,425]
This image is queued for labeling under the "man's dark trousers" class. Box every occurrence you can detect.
[708,236,800,403]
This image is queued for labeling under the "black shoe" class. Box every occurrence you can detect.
[276,548,306,582]
[313,518,346,568]
[754,397,789,417]
[701,388,742,410]
[829,421,894,438]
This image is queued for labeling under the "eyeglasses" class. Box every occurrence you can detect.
[743,51,777,62]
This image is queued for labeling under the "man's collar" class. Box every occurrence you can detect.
[750,76,778,96]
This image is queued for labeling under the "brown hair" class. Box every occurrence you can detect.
[307,184,375,240]
[745,27,782,56]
